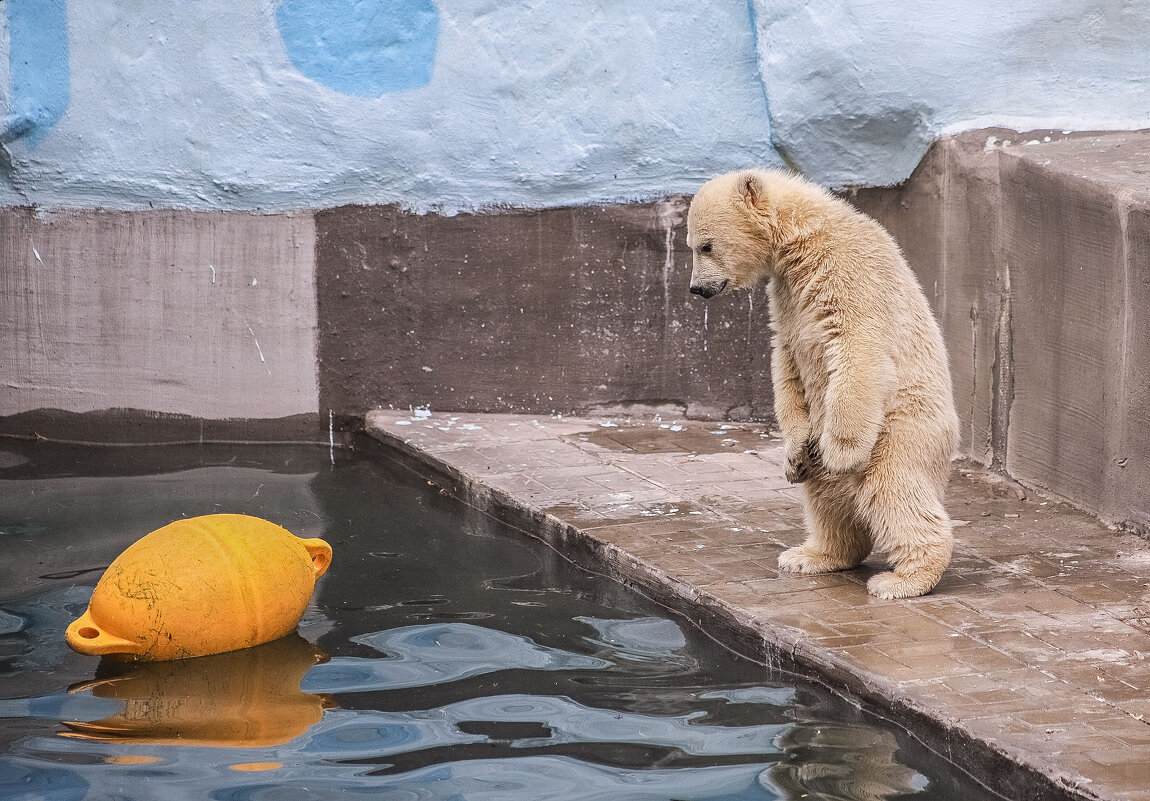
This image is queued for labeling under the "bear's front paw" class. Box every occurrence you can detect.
[817,434,870,474]
[784,439,820,484]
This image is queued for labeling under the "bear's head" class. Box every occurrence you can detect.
[686,169,824,298]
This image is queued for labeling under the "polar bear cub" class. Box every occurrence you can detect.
[687,169,959,599]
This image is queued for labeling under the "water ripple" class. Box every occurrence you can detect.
[304,623,612,693]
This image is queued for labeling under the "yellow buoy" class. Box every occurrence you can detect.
[65,514,332,661]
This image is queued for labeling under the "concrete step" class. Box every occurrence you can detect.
[851,128,1150,535]
[365,409,1150,801]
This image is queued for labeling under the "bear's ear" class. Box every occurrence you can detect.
[739,171,766,210]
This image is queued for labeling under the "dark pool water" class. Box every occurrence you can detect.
[0,442,997,801]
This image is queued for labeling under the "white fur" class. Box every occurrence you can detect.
[688,169,959,598]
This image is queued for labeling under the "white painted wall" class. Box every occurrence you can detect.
[0,0,778,213]
[1,0,1147,206]
[752,0,1150,187]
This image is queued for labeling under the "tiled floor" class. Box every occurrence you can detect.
[366,410,1150,800]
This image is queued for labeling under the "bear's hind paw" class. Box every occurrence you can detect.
[866,571,938,599]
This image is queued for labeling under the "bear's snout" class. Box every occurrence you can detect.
[690,279,728,299]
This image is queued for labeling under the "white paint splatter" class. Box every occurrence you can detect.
[241,318,270,374]
[251,278,258,287]
[32,246,42,264]
[329,409,335,465]
[209,264,216,283]
[1067,648,1131,664]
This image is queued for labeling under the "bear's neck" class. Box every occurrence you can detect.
[768,233,824,290]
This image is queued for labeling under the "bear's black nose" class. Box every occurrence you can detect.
[690,279,727,299]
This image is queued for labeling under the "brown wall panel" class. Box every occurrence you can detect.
[315,201,775,421]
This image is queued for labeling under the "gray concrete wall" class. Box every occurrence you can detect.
[852,129,1150,533]
[0,208,320,440]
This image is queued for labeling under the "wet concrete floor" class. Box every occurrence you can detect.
[366,410,1150,801]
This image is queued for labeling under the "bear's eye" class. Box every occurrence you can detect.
[700,242,713,254]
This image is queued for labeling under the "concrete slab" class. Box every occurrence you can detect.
[0,208,319,420]
[365,410,1150,801]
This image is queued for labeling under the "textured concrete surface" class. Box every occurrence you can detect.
[0,0,781,212]
[366,410,1150,801]
[851,129,1150,534]
[753,1,1150,188]
[0,208,319,421]
[7,2,1150,210]
[317,200,773,421]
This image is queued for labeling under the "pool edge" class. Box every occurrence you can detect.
[356,423,1095,801]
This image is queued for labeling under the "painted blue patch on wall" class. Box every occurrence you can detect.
[276,0,438,97]
[2,0,71,147]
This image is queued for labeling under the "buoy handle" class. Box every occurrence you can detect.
[65,611,145,657]
[301,539,332,578]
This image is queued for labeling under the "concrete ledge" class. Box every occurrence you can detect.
[0,408,328,445]
[850,128,1150,533]
[365,410,1150,801]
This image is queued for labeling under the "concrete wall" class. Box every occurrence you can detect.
[3,129,1148,535]
[0,209,319,440]
[315,200,773,422]
[852,130,1150,534]
[2,198,760,440]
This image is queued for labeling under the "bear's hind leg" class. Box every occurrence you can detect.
[779,476,873,575]
[856,469,953,599]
